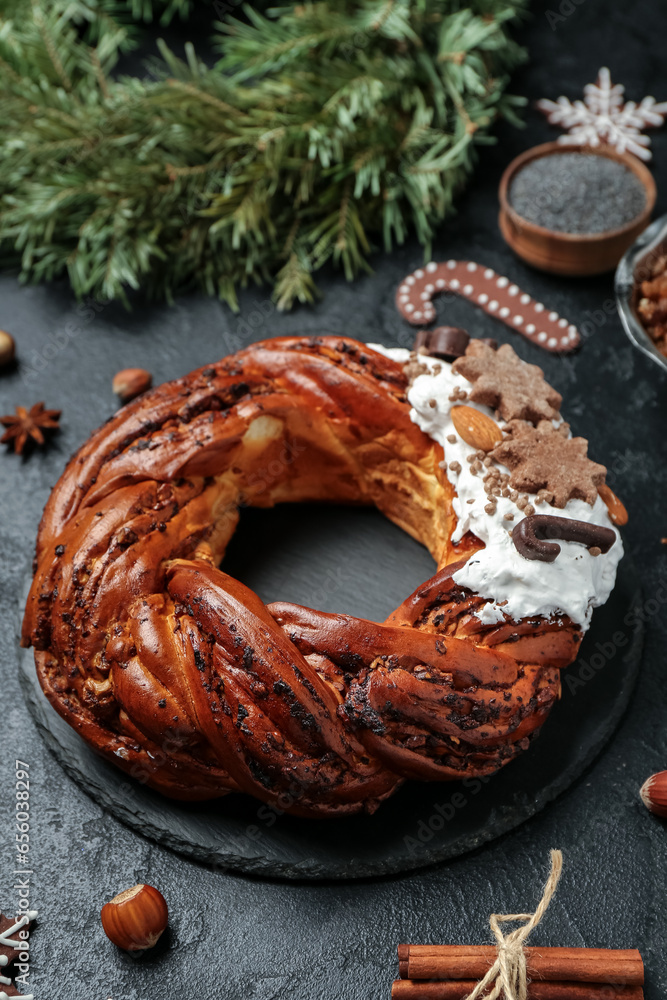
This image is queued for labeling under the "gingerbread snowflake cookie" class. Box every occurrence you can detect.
[452,341,562,424]
[538,66,667,162]
[491,420,606,508]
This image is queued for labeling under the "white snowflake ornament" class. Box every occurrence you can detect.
[537,67,667,161]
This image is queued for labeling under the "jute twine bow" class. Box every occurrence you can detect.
[464,849,563,1000]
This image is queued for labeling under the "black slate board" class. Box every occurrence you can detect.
[18,503,643,880]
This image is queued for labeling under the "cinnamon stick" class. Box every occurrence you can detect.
[397,946,644,986]
[392,981,644,1000]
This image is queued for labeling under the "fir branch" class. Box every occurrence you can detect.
[0,0,529,310]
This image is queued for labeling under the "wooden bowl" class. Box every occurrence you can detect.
[498,141,656,276]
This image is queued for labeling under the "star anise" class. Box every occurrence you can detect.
[1,402,61,454]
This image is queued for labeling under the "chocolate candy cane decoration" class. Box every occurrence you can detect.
[512,515,616,563]
[395,261,581,354]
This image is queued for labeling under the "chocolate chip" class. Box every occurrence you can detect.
[415,326,470,360]
[512,514,617,563]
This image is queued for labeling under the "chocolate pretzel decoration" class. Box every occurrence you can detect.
[396,261,581,354]
[512,515,616,563]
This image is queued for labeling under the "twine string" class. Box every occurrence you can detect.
[464,849,563,1000]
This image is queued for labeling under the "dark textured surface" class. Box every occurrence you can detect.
[17,532,644,879]
[1,1,667,997]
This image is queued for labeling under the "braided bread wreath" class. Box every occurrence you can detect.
[22,335,624,819]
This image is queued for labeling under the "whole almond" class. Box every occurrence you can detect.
[598,483,628,526]
[639,771,667,818]
[112,368,152,404]
[451,405,502,452]
[0,330,15,368]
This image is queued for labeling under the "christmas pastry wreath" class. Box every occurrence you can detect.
[22,335,624,817]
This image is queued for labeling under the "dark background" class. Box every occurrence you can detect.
[1,0,666,996]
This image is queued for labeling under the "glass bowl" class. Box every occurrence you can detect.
[615,213,667,374]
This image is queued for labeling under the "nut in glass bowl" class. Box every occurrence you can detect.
[615,213,667,374]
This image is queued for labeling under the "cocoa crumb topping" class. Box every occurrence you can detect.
[448,385,468,403]
[403,358,429,385]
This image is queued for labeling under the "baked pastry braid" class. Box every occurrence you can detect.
[22,336,606,817]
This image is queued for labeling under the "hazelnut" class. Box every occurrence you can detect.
[112,368,152,403]
[639,771,667,819]
[0,330,15,368]
[101,883,168,951]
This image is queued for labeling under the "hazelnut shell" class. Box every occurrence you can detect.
[112,368,152,403]
[640,771,667,819]
[101,883,168,951]
[0,330,15,368]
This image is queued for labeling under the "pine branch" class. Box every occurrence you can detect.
[0,0,529,311]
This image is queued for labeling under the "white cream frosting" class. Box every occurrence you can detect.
[368,343,622,629]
